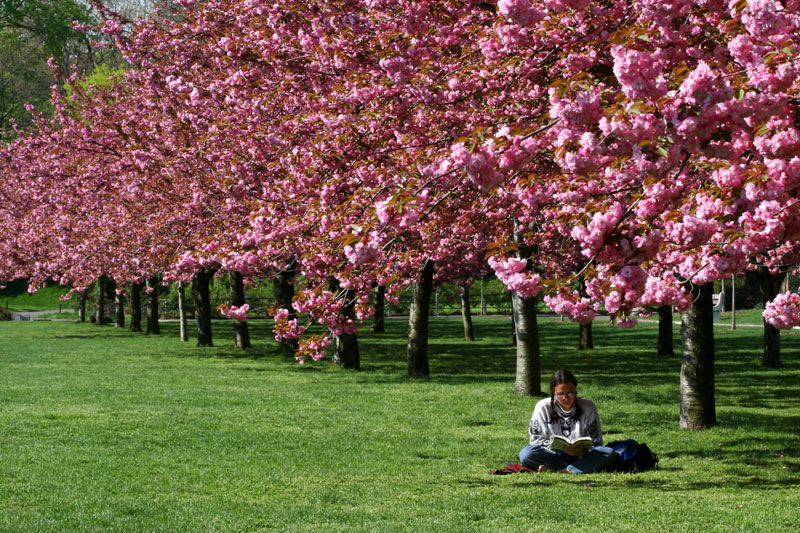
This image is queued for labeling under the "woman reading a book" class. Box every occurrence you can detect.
[519,369,616,474]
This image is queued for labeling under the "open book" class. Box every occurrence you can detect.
[549,435,594,452]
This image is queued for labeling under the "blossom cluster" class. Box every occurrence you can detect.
[219,304,250,322]
[543,289,596,325]
[763,292,800,330]
[488,255,542,300]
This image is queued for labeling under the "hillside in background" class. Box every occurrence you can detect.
[0,279,71,311]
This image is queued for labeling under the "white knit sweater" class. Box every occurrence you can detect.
[528,396,603,447]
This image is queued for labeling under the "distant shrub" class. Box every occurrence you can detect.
[0,308,12,321]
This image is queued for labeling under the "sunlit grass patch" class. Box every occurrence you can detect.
[0,318,798,532]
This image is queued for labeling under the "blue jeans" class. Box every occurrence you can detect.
[519,444,616,474]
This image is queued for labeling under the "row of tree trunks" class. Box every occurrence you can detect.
[91,271,253,349]
[79,271,768,435]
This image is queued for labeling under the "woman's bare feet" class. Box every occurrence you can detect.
[537,465,572,473]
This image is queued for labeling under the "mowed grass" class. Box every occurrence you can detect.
[1,316,798,532]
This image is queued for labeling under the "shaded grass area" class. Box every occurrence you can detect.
[1,317,799,532]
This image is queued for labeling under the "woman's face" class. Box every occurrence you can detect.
[554,382,577,411]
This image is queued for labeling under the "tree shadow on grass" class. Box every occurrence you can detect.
[473,468,800,491]
[353,318,799,390]
[115,316,800,401]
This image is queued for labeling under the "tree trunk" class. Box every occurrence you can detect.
[680,283,716,430]
[177,281,188,342]
[757,267,785,368]
[95,275,107,324]
[229,271,251,350]
[191,268,216,347]
[512,292,542,396]
[373,284,386,333]
[78,288,88,323]
[273,257,298,353]
[480,277,487,315]
[145,276,160,335]
[578,322,593,350]
[407,260,434,376]
[461,284,475,341]
[129,282,142,332]
[511,291,517,346]
[576,276,592,350]
[657,305,675,356]
[331,287,360,370]
[114,289,125,328]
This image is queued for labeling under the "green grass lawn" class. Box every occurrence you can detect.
[717,308,766,326]
[1,316,798,532]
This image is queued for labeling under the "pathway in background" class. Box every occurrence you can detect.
[11,310,63,321]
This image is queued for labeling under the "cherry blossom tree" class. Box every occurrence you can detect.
[7,0,800,430]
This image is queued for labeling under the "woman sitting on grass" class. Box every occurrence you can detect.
[519,369,616,474]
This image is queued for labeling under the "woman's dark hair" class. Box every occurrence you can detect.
[549,369,581,418]
[549,369,578,396]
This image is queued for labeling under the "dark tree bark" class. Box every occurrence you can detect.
[229,271,251,350]
[461,284,475,341]
[95,275,108,324]
[331,287,360,370]
[578,322,593,350]
[680,283,716,430]
[78,288,88,323]
[129,282,143,332]
[407,260,434,376]
[373,284,386,333]
[191,268,216,347]
[512,292,542,396]
[273,257,298,353]
[177,281,188,342]
[145,276,161,335]
[756,267,786,368]
[657,305,675,356]
[114,289,125,328]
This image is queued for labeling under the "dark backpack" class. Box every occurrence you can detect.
[607,439,659,473]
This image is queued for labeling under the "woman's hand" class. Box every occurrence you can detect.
[562,444,588,457]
